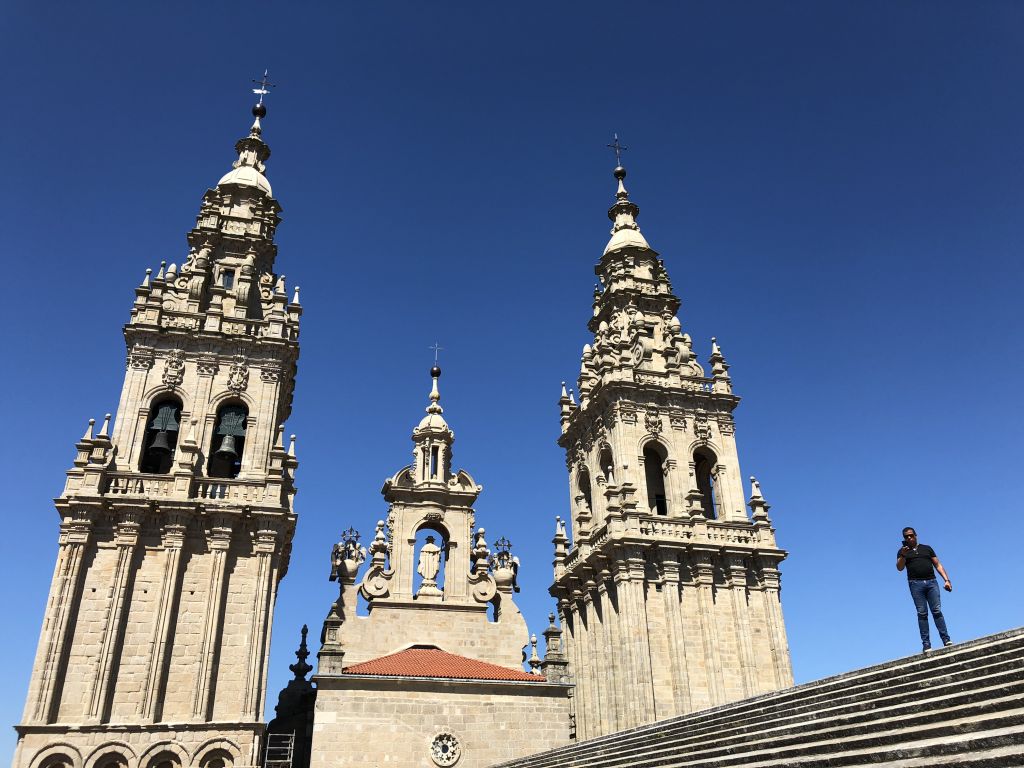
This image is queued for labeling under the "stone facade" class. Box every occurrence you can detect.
[313,678,570,768]
[13,102,300,768]
[310,369,572,767]
[551,164,793,741]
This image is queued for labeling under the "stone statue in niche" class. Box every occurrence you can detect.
[416,535,443,596]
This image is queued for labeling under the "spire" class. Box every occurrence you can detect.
[413,365,452,437]
[217,72,275,196]
[289,624,313,681]
[604,146,651,255]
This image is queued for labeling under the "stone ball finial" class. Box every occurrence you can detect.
[431,365,442,378]
[613,165,627,180]
[252,102,267,119]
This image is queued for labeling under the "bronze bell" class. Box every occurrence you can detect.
[149,430,172,455]
[216,433,239,461]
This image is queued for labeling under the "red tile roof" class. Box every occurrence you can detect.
[343,646,542,682]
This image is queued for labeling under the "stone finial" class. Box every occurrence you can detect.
[748,475,771,522]
[330,527,366,582]
[288,434,297,457]
[97,413,112,439]
[81,418,95,441]
[289,624,313,681]
[141,268,152,288]
[291,285,301,305]
[528,634,542,673]
[156,261,166,280]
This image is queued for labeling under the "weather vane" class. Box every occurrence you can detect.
[607,133,628,167]
[429,343,444,365]
[252,69,276,106]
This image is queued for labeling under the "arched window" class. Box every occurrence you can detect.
[146,752,180,768]
[576,467,593,517]
[599,445,615,485]
[643,443,669,515]
[39,754,74,768]
[207,403,248,479]
[140,398,182,474]
[94,754,127,768]
[694,448,718,519]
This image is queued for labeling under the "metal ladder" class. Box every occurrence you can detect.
[263,732,295,768]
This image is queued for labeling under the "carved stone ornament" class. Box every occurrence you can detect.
[227,355,249,393]
[645,408,663,436]
[162,350,186,388]
[669,412,687,430]
[719,416,736,436]
[127,344,155,370]
[260,363,282,383]
[619,403,638,425]
[196,357,219,377]
[694,410,712,443]
[430,732,461,766]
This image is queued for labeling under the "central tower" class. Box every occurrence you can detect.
[551,162,793,740]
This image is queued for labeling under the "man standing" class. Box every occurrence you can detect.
[897,526,953,651]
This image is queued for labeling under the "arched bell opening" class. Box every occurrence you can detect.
[140,397,183,474]
[694,447,719,519]
[207,402,248,479]
[643,442,669,515]
[576,467,593,517]
[412,524,449,598]
[599,445,615,485]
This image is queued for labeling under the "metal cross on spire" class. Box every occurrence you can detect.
[251,69,276,105]
[429,343,444,365]
[607,133,628,167]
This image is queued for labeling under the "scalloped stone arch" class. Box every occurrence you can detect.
[84,742,136,768]
[29,743,82,768]
[192,739,241,768]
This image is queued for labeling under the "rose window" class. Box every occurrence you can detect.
[430,733,461,766]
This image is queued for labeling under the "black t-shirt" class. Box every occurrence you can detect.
[899,544,937,580]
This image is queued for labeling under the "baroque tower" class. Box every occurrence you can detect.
[15,98,301,768]
[551,162,793,740]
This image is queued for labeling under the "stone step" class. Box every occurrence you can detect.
[518,646,1023,768]
[551,630,1024,760]
[584,693,1024,768]
[492,627,1024,768]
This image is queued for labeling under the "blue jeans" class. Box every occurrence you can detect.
[909,578,950,648]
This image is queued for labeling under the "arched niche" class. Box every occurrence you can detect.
[412,520,450,597]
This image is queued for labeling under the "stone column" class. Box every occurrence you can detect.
[142,511,188,721]
[622,546,655,728]
[692,549,725,705]
[193,514,233,720]
[725,551,757,698]
[660,553,691,715]
[242,520,281,720]
[89,510,142,722]
[758,558,794,688]
[26,506,96,723]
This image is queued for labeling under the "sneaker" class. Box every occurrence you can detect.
[922,646,932,653]
[944,640,953,647]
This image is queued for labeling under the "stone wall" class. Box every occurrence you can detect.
[311,676,571,768]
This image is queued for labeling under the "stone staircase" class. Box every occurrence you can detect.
[494,627,1024,768]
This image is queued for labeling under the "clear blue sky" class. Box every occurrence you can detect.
[2,2,1023,756]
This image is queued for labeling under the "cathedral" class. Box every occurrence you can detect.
[13,92,791,768]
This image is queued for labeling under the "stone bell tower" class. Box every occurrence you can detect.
[551,160,793,741]
[14,94,301,768]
